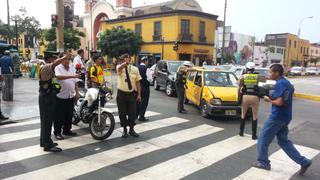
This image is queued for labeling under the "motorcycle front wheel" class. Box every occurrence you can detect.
[72,109,81,125]
[89,112,115,140]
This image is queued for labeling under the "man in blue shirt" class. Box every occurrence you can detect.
[0,50,13,75]
[253,64,312,176]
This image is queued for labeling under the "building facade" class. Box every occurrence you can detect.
[265,33,310,67]
[253,44,284,67]
[102,10,217,65]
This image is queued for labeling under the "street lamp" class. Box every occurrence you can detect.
[296,16,313,66]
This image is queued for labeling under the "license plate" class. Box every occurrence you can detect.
[225,110,237,116]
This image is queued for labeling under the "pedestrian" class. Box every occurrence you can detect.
[137,56,153,122]
[73,49,86,88]
[89,56,105,88]
[38,51,68,152]
[253,64,312,175]
[116,54,142,138]
[54,55,81,140]
[0,50,11,120]
[176,61,194,113]
[86,51,99,88]
[238,62,263,140]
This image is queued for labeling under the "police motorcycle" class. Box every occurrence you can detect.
[72,82,115,140]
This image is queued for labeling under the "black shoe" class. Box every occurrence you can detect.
[41,143,58,148]
[55,134,64,140]
[122,127,128,138]
[179,110,187,114]
[63,131,78,136]
[252,120,258,140]
[252,162,271,171]
[139,118,149,122]
[239,118,245,136]
[129,128,140,138]
[0,113,9,120]
[300,161,312,176]
[44,146,62,152]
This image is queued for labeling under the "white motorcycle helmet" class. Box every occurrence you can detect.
[245,62,255,70]
[183,61,194,68]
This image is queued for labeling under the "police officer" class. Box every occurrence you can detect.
[238,62,263,140]
[39,51,69,152]
[176,61,194,113]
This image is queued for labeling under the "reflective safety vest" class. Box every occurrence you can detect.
[39,67,61,95]
[243,73,259,95]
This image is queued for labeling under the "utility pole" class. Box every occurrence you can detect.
[15,19,18,49]
[7,0,11,44]
[56,0,64,52]
[221,0,227,65]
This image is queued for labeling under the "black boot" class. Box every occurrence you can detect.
[0,112,9,120]
[239,118,245,136]
[122,127,128,138]
[252,120,258,140]
[129,127,140,138]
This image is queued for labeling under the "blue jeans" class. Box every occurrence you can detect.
[257,119,311,168]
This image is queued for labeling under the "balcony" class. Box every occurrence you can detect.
[179,34,193,42]
[199,36,207,43]
[153,35,162,42]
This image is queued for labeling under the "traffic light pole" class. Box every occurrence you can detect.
[56,0,64,52]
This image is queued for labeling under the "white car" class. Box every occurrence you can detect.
[306,67,320,75]
[290,67,306,76]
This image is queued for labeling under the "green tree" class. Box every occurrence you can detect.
[223,53,235,64]
[41,28,85,51]
[310,57,319,66]
[97,27,142,58]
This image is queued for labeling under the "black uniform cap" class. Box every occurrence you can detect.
[44,51,59,61]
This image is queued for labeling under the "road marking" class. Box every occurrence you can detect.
[0,115,182,165]
[234,145,320,180]
[5,124,223,180]
[121,135,256,180]
[0,119,39,129]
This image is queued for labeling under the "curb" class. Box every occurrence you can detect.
[294,93,320,102]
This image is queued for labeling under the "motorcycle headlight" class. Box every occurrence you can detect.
[210,98,222,105]
[105,93,112,102]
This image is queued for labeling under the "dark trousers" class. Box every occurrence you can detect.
[39,92,56,148]
[176,84,185,111]
[137,86,150,120]
[54,97,74,134]
[116,90,137,128]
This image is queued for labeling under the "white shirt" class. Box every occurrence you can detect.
[73,55,85,69]
[55,64,79,99]
[140,63,153,83]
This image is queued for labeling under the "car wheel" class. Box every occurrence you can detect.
[154,79,160,90]
[201,101,209,118]
[166,83,174,96]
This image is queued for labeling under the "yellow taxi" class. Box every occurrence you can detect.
[185,66,240,118]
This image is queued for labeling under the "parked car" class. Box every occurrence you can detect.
[306,67,320,75]
[185,67,240,118]
[290,66,306,76]
[154,60,184,96]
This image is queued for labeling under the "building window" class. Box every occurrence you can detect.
[117,26,123,29]
[289,40,292,47]
[316,50,319,54]
[199,21,206,43]
[135,23,142,37]
[277,48,283,54]
[301,47,303,53]
[294,41,297,48]
[180,19,192,41]
[153,21,162,41]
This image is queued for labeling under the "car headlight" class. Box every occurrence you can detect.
[210,98,222,105]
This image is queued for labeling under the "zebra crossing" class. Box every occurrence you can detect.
[0,106,319,180]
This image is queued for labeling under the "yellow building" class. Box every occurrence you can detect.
[102,10,217,65]
[266,33,310,67]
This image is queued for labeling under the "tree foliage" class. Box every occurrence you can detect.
[41,28,85,51]
[97,27,142,58]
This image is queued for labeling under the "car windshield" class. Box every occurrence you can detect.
[255,69,269,77]
[204,72,238,87]
[168,62,183,73]
[292,67,302,71]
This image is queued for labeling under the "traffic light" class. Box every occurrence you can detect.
[173,41,179,51]
[51,15,58,27]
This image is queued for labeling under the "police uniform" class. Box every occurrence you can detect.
[238,72,261,140]
[116,63,142,137]
[39,51,62,152]
[176,66,188,113]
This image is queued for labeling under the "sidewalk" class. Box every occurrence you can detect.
[1,77,39,121]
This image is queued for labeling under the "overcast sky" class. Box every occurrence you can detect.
[1,0,319,43]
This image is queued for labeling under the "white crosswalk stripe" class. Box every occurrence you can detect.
[0,114,180,165]
[5,124,223,180]
[234,145,320,180]
[0,119,40,129]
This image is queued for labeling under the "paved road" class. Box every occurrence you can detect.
[0,78,319,179]
[289,76,320,96]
